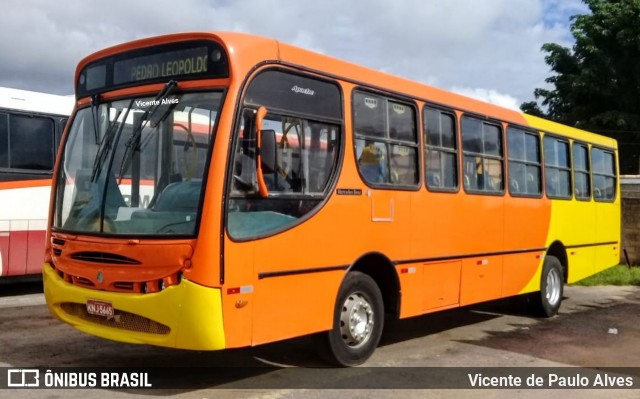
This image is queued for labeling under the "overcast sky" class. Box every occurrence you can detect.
[1,0,588,110]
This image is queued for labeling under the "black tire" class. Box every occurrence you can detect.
[528,256,564,317]
[324,271,384,367]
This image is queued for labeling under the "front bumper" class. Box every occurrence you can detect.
[43,263,226,350]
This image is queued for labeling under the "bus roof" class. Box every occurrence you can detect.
[75,31,617,148]
[271,35,617,148]
[0,87,74,116]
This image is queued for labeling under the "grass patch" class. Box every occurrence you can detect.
[573,265,640,286]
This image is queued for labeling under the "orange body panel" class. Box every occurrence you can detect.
[460,255,503,306]
[0,178,51,190]
[49,233,194,293]
[421,260,461,311]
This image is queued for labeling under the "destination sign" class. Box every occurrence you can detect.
[113,46,211,85]
[77,40,228,98]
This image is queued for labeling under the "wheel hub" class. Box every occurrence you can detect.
[545,268,561,306]
[340,292,374,348]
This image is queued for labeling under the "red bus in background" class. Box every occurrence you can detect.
[0,87,73,281]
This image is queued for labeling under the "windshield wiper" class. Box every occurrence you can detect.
[90,94,101,145]
[91,107,126,181]
[117,80,178,181]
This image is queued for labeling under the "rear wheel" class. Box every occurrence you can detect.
[325,272,384,366]
[529,256,564,317]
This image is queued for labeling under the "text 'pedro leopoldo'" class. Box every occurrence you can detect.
[468,373,634,388]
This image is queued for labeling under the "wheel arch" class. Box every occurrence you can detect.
[546,241,568,283]
[346,252,401,318]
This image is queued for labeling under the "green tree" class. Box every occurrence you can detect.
[522,0,640,173]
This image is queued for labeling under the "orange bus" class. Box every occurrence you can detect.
[44,32,620,366]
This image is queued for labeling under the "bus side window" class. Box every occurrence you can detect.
[353,91,418,187]
[0,113,7,168]
[424,107,458,191]
[8,114,55,171]
[544,136,571,199]
[507,127,542,197]
[228,109,342,239]
[592,147,616,201]
[461,116,503,194]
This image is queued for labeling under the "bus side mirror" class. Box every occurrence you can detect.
[255,106,276,197]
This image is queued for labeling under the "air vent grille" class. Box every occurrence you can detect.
[60,302,170,335]
[70,252,141,265]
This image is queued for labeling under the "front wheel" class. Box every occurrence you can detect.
[528,256,564,317]
[325,272,384,366]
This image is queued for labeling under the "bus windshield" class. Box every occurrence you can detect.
[54,90,222,236]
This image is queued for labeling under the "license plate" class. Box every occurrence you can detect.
[86,299,114,318]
